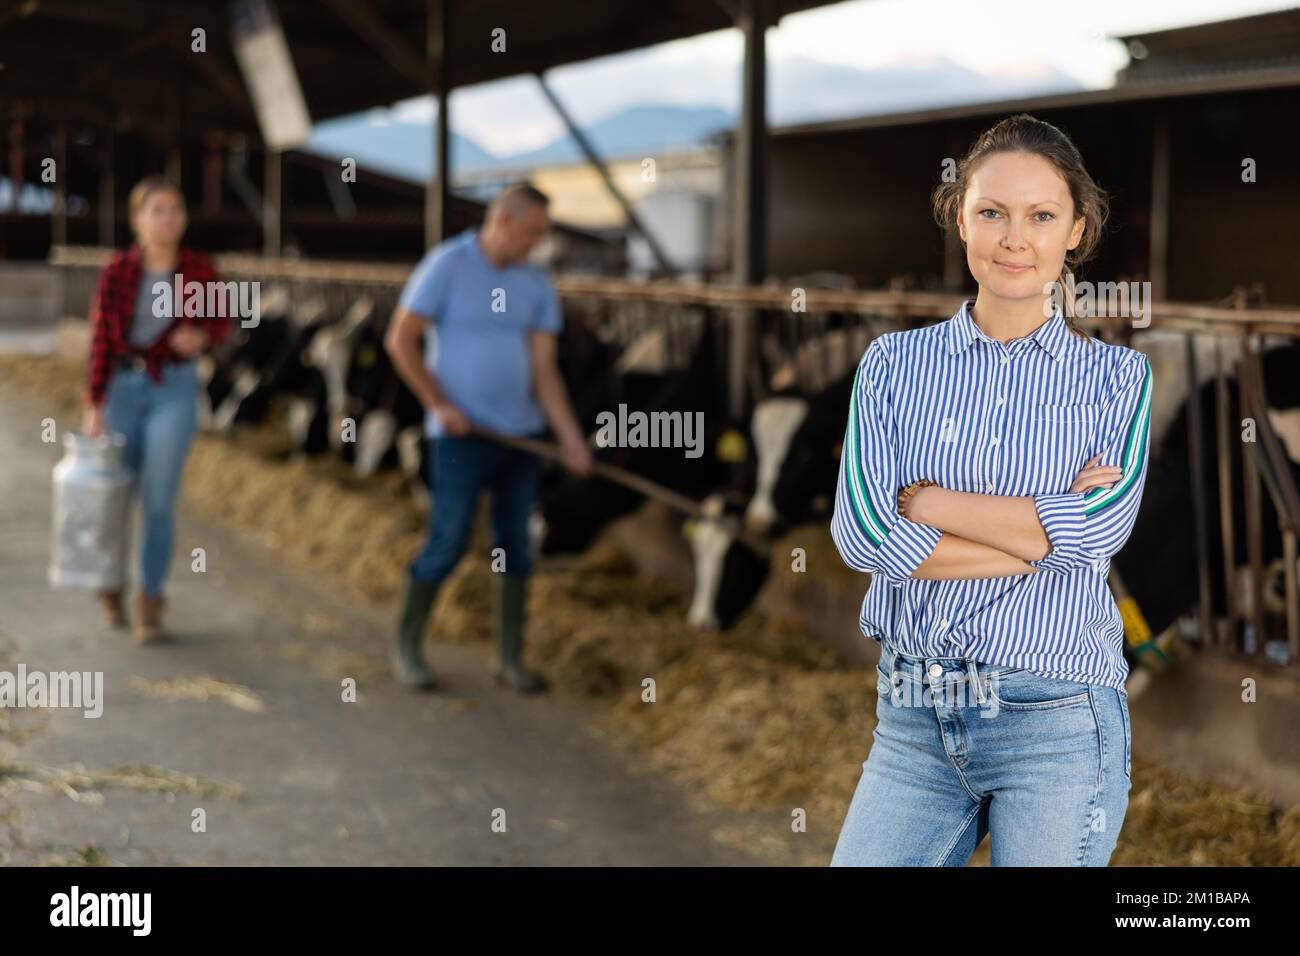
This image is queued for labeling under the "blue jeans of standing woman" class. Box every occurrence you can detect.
[102,360,199,598]
[831,634,1132,866]
[409,433,543,585]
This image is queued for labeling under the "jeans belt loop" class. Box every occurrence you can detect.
[967,659,986,705]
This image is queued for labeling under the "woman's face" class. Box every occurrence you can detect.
[957,151,1085,307]
[132,188,187,248]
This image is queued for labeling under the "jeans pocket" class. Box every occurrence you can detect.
[987,669,1092,711]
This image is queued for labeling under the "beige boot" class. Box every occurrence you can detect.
[97,589,127,629]
[133,591,166,644]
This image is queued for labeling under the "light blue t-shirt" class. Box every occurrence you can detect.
[128,271,176,348]
[398,228,563,438]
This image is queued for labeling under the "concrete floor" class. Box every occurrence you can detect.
[0,382,773,866]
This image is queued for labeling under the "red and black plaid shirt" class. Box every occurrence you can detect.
[85,244,233,406]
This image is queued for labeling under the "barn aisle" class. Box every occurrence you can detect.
[0,380,762,866]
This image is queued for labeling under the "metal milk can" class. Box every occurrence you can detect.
[49,431,134,590]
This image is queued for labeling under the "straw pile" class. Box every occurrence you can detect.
[4,351,1300,865]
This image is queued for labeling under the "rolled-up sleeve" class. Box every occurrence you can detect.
[1030,351,1153,575]
[830,337,943,587]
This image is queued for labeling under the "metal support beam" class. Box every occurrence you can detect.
[320,0,429,91]
[202,131,222,214]
[732,0,768,285]
[98,126,115,247]
[52,125,68,247]
[424,0,451,249]
[8,110,25,213]
[1240,337,1265,652]
[725,0,771,420]
[263,148,281,258]
[1186,333,1215,646]
[942,129,967,291]
[1148,111,1170,301]
[533,72,674,275]
[164,87,182,186]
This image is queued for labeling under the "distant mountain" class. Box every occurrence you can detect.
[484,105,734,169]
[305,116,496,183]
[300,57,1087,184]
[768,54,1084,125]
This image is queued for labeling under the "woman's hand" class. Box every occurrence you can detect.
[82,404,106,438]
[1070,454,1123,494]
[168,325,210,358]
[897,480,937,521]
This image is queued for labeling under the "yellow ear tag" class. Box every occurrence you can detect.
[716,428,748,463]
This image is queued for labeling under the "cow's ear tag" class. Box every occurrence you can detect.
[357,343,377,367]
[682,518,698,540]
[716,428,748,463]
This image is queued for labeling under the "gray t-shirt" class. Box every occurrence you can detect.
[127,271,176,348]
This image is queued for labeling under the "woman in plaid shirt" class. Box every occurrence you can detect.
[81,176,232,643]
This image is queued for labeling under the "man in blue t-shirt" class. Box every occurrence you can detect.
[384,183,591,694]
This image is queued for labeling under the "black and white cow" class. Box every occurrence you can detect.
[684,493,770,631]
[204,294,332,435]
[1115,340,1300,655]
[536,317,746,560]
[1129,329,1244,459]
[683,367,857,631]
[199,284,294,429]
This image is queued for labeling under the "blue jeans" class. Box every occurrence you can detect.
[409,434,543,585]
[102,360,199,598]
[831,634,1132,866]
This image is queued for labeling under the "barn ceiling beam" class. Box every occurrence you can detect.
[318,0,430,91]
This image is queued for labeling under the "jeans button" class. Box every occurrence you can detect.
[928,663,943,678]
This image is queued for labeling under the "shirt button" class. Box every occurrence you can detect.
[928,663,943,678]
[1000,354,1009,365]
[985,483,994,492]
[996,396,1005,406]
[990,436,999,446]
[940,618,950,629]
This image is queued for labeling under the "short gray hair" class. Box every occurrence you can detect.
[487,181,549,220]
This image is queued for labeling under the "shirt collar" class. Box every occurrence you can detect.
[946,298,1069,363]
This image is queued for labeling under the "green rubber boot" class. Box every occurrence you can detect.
[392,573,440,690]
[493,574,547,694]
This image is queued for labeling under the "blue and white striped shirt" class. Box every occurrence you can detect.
[829,299,1153,689]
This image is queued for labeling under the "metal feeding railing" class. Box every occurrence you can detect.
[48,245,1300,668]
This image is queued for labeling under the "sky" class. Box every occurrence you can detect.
[338,0,1300,159]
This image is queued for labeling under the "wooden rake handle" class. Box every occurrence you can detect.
[466,424,764,550]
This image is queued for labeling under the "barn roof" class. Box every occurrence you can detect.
[753,7,1300,141]
[0,0,834,142]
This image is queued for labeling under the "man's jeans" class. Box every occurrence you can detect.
[102,360,199,598]
[831,633,1132,866]
[409,434,543,585]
